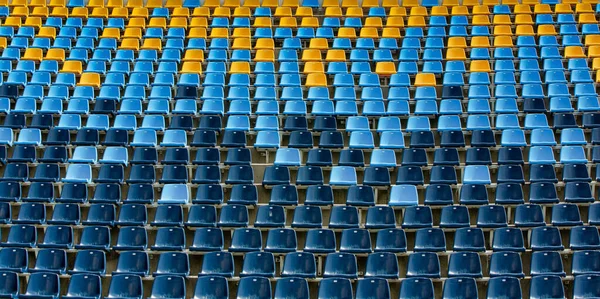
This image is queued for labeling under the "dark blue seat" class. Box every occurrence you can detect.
[399,278,434,299]
[0,248,27,272]
[365,206,395,229]
[193,276,228,299]
[269,185,298,205]
[1,225,36,247]
[193,184,223,204]
[453,228,485,252]
[477,205,507,228]
[0,182,20,202]
[31,249,66,274]
[217,204,248,227]
[364,252,399,279]
[152,227,186,251]
[424,184,453,205]
[225,165,254,184]
[530,275,565,299]
[531,226,564,251]
[229,184,258,205]
[39,225,73,249]
[318,278,352,299]
[274,278,309,299]
[329,206,359,229]
[15,203,46,224]
[84,204,115,226]
[106,275,143,299]
[76,226,111,250]
[514,204,545,227]
[265,228,297,253]
[114,251,149,276]
[339,228,371,253]
[402,206,433,229]
[237,277,272,299]
[570,226,600,250]
[149,276,185,299]
[492,228,525,252]
[127,165,155,184]
[31,164,60,183]
[442,277,478,299]
[406,252,440,278]
[375,229,407,253]
[70,249,106,275]
[281,252,317,278]
[116,204,147,226]
[489,251,524,278]
[153,252,189,277]
[414,228,446,252]
[531,251,565,277]
[114,227,147,251]
[448,252,482,278]
[229,228,262,252]
[486,277,522,299]
[23,182,54,202]
[199,252,234,277]
[240,252,275,277]
[263,166,290,185]
[439,205,470,228]
[304,229,336,254]
[151,205,183,227]
[20,272,60,299]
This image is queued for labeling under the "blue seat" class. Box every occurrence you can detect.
[189,228,223,251]
[399,278,434,299]
[106,275,142,299]
[153,252,189,277]
[0,248,27,272]
[531,226,564,251]
[486,277,522,299]
[374,229,407,253]
[199,251,234,277]
[339,228,371,253]
[406,252,440,278]
[20,272,60,299]
[217,204,248,227]
[318,278,352,299]
[329,206,359,229]
[76,226,110,250]
[389,184,419,206]
[62,274,99,299]
[442,278,478,299]
[113,227,147,251]
[531,251,565,277]
[70,249,105,275]
[365,252,399,279]
[530,275,565,299]
[489,251,524,278]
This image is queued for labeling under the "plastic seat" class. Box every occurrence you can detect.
[20,273,60,299]
[76,226,110,250]
[106,275,143,299]
[406,252,440,278]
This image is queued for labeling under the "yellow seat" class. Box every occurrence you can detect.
[261,0,280,8]
[302,49,322,61]
[3,17,21,27]
[415,73,436,87]
[515,14,534,25]
[534,4,551,13]
[386,16,404,27]
[309,38,328,50]
[482,0,499,6]
[24,17,42,29]
[375,62,396,76]
[172,7,189,17]
[23,48,42,62]
[462,0,479,6]
[345,7,363,17]
[450,6,468,15]
[303,61,324,73]
[337,27,356,38]
[91,7,108,18]
[253,17,271,27]
[254,49,275,62]
[130,7,148,18]
[410,6,427,16]
[274,7,292,17]
[282,0,299,7]
[141,38,162,51]
[593,58,600,70]
[446,48,466,60]
[472,15,491,25]
[565,46,585,58]
[501,0,518,5]
[365,17,383,28]
[341,0,358,7]
[183,49,204,62]
[575,3,593,13]
[514,4,532,14]
[255,38,274,50]
[470,60,491,72]
[442,0,459,5]
[359,28,379,38]
[145,0,162,8]
[560,0,577,3]
[536,24,556,35]
[407,16,425,27]
[322,0,339,7]
[305,73,327,87]
[585,35,600,46]
[188,27,207,38]
[101,27,120,39]
[148,17,166,29]
[232,6,250,16]
[493,15,512,25]
[402,0,419,7]
[202,0,220,7]
[554,4,573,13]
[31,7,49,17]
[230,62,250,74]
[493,36,514,47]
[431,6,448,16]
[169,17,188,28]
[295,7,313,17]
[382,0,399,8]
[88,0,104,8]
[242,0,259,7]
[279,17,297,27]
[50,4,69,15]
[11,6,28,17]
[37,27,56,39]
[522,0,539,4]
[232,38,251,50]
[516,25,535,35]
[210,28,229,38]
[388,7,406,16]
[120,38,139,50]
[382,28,401,38]
[579,13,597,24]
[473,5,491,15]
[110,7,128,17]
[223,0,240,7]
[45,48,64,62]
[191,7,210,17]
[165,0,182,8]
[213,7,231,17]
[300,17,319,27]
[471,36,491,48]
[493,25,513,36]
[588,46,600,58]
[0,38,7,49]
[448,37,467,48]
[78,73,101,88]
[190,17,208,28]
[180,62,202,74]
[123,28,142,39]
[9,0,26,6]
[49,0,65,7]
[326,49,346,62]
[596,70,600,83]
[232,28,250,38]
[61,61,82,75]
[361,0,379,8]
[324,6,342,16]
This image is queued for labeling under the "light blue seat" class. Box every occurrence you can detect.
[254,131,280,149]
[254,116,279,131]
[414,100,438,115]
[349,132,374,149]
[200,100,224,115]
[274,149,301,167]
[329,166,357,186]
[226,116,250,131]
[561,128,586,145]
[57,115,81,130]
[113,115,137,131]
[86,115,109,131]
[531,129,557,146]
[70,146,98,164]
[256,101,279,115]
[63,164,92,183]
[312,101,334,116]
[99,147,128,165]
[0,127,13,146]
[389,185,418,206]
[158,184,189,204]
[227,100,251,115]
[501,129,527,147]
[466,115,491,131]
[379,131,405,149]
[131,130,158,147]
[560,146,587,164]
[437,115,462,132]
[15,128,39,146]
[173,100,197,115]
[370,149,397,168]
[346,117,369,132]
[363,101,386,116]
[524,114,549,129]
[377,117,401,132]
[529,146,556,164]
[496,114,520,130]
[550,97,574,112]
[578,97,600,112]
[283,101,307,116]
[146,100,170,115]
[161,130,187,147]
[406,117,430,132]
[141,115,165,131]
[463,166,491,185]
